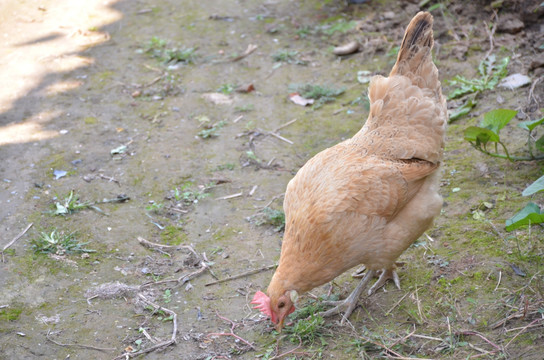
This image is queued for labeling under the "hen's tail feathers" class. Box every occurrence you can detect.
[390,12,434,78]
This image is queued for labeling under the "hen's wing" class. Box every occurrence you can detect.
[280,149,438,292]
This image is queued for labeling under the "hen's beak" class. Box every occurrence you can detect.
[275,317,285,333]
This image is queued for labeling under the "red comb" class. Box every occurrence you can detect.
[251,291,277,323]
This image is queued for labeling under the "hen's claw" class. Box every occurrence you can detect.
[320,270,376,323]
[367,269,401,295]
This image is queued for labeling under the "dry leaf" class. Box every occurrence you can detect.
[288,93,314,106]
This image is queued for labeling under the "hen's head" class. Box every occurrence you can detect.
[251,290,296,332]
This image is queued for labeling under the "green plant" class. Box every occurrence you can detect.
[146,202,164,213]
[163,289,172,303]
[255,207,285,231]
[246,150,260,162]
[197,120,226,139]
[272,50,307,65]
[31,230,95,255]
[284,301,329,345]
[289,83,345,109]
[322,19,356,35]
[173,182,210,204]
[163,47,196,64]
[144,36,196,64]
[217,83,236,94]
[51,190,91,216]
[213,163,235,171]
[448,55,509,122]
[464,109,544,161]
[295,25,313,39]
[465,108,544,231]
[505,174,544,231]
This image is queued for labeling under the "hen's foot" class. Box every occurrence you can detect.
[320,270,376,324]
[367,268,401,295]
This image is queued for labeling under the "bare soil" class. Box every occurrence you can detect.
[1,0,543,359]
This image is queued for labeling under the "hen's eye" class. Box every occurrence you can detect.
[278,302,285,308]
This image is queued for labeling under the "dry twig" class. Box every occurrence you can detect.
[46,330,115,352]
[273,118,297,133]
[216,192,243,200]
[205,264,276,286]
[207,311,256,350]
[114,294,178,359]
[484,11,498,60]
[1,223,33,262]
[231,44,258,62]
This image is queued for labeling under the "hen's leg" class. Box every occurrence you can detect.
[367,268,401,295]
[320,270,376,323]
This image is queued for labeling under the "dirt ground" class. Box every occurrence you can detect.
[1,0,543,359]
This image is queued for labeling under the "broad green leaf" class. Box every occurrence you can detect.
[464,126,500,145]
[522,175,544,196]
[449,98,476,122]
[536,135,544,152]
[517,116,544,131]
[481,109,517,134]
[505,202,544,231]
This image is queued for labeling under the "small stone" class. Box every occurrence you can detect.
[497,17,524,34]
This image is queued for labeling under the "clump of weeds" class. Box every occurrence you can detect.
[217,83,236,95]
[31,230,95,255]
[272,50,307,65]
[172,181,211,205]
[251,207,285,232]
[447,54,509,121]
[321,18,356,35]
[283,300,330,346]
[51,190,91,216]
[198,120,227,139]
[142,36,196,64]
[146,201,164,214]
[51,191,129,216]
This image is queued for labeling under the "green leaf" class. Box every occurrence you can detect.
[522,175,544,196]
[481,109,517,134]
[449,98,476,122]
[536,135,544,152]
[505,202,544,231]
[464,126,500,145]
[518,116,544,131]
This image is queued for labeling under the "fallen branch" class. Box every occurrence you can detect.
[274,118,297,133]
[114,294,178,359]
[384,291,410,316]
[46,330,115,352]
[137,236,200,258]
[206,311,256,350]
[205,264,276,286]
[356,333,434,360]
[216,192,243,200]
[1,223,33,262]
[140,262,209,289]
[231,44,258,62]
[98,173,120,186]
[257,193,285,211]
[504,318,543,349]
[483,10,498,60]
[268,132,293,145]
[457,330,502,353]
